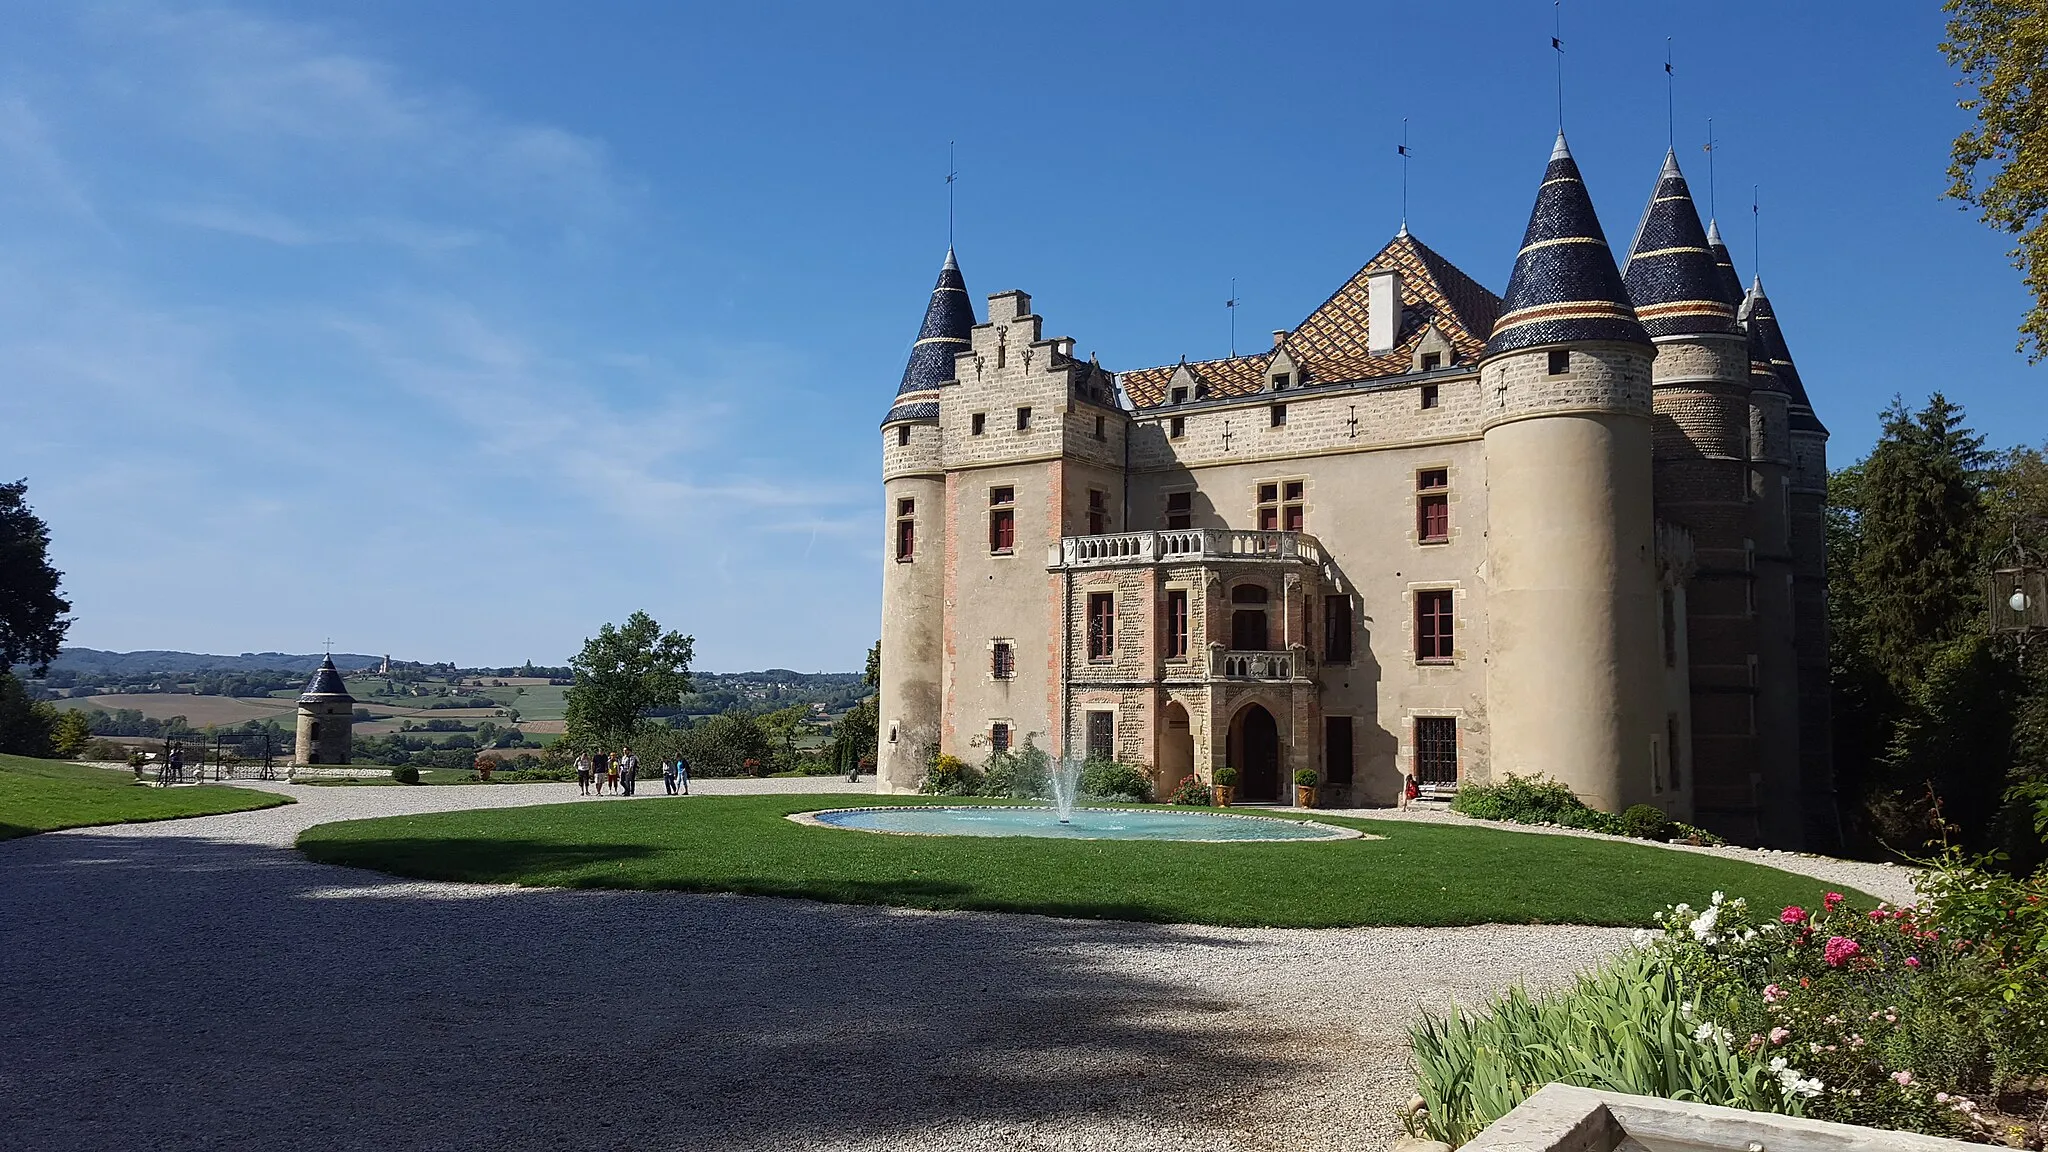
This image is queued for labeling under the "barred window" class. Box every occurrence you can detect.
[992,641,1014,680]
[1415,717,1458,785]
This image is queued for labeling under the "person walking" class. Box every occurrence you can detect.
[661,758,678,796]
[619,747,638,796]
[574,752,591,796]
[675,754,690,796]
[594,749,612,795]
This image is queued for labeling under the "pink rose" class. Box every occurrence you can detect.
[1824,891,1844,909]
[1780,906,1807,925]
[1762,983,1783,1003]
[1905,956,1921,969]
[1893,1070,1913,1086]
[1823,936,1861,967]
[1769,1027,1790,1044]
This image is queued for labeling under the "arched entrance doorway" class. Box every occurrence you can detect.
[1159,701,1193,798]
[1229,704,1281,802]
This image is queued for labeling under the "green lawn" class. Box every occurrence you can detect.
[296,795,1867,928]
[0,753,291,841]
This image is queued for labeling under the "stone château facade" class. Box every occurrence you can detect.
[876,133,1835,848]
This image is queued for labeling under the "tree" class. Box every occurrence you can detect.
[0,479,72,675]
[1943,1,2048,360]
[1850,395,1987,688]
[563,611,695,749]
[51,709,92,758]
[0,673,54,756]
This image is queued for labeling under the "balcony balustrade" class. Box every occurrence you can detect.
[1210,648,1296,681]
[1053,529,1323,569]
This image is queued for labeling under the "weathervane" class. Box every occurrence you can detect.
[1398,118,1414,233]
[1552,0,1566,129]
[946,141,958,248]
[1226,277,1239,357]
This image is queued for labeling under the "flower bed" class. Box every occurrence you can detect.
[1409,854,2048,1147]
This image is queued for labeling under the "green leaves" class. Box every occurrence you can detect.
[1942,0,2048,361]
[563,611,695,750]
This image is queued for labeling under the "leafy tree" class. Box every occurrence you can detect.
[1943,0,2048,360]
[864,639,880,688]
[51,708,92,758]
[0,479,72,675]
[676,709,771,776]
[563,611,694,749]
[0,673,55,756]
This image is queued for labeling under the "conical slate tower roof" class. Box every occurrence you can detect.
[1484,134,1649,359]
[1623,151,1740,338]
[882,248,975,425]
[1706,219,1746,313]
[299,655,352,701]
[1740,278,1827,434]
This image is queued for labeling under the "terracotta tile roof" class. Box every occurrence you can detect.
[1120,231,1501,410]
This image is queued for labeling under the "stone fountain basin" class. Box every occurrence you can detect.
[787,805,1366,842]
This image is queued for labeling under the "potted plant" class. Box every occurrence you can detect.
[1293,768,1318,808]
[1212,765,1239,807]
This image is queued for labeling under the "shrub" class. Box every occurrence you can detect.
[391,765,420,785]
[1620,804,1670,840]
[1213,765,1240,787]
[1166,775,1213,807]
[978,737,1051,799]
[1080,758,1152,803]
[920,754,980,796]
[1408,948,1796,1146]
[1452,774,1587,824]
[1294,768,1318,788]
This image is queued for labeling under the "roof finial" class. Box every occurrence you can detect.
[1226,278,1239,357]
[1702,117,1718,219]
[1397,117,1413,235]
[946,142,958,249]
[1751,183,1760,280]
[1664,37,1675,150]
[1551,0,1566,131]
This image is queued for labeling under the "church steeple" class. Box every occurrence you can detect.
[883,248,975,425]
[1740,278,1827,434]
[1484,133,1649,359]
[1623,151,1740,338]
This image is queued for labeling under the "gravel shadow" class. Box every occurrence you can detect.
[0,830,1310,1151]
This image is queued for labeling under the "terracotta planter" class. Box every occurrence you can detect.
[1295,785,1316,808]
[1213,785,1236,807]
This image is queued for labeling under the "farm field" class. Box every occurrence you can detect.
[50,693,297,727]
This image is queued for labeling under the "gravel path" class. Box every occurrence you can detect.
[9,776,1891,1151]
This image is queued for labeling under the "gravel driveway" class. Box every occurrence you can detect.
[0,778,1782,1151]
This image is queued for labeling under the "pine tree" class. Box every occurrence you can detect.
[1851,394,1988,687]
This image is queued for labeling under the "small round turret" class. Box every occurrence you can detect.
[294,655,354,766]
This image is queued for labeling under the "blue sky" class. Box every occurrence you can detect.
[2,1,2037,671]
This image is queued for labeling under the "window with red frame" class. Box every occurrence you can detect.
[1087,592,1116,660]
[1416,589,1454,663]
[1417,469,1449,543]
[895,498,915,561]
[989,486,1015,554]
[1163,589,1189,659]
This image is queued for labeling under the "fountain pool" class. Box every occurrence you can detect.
[789,806,1361,842]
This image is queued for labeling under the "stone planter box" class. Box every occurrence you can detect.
[1462,1083,1977,1152]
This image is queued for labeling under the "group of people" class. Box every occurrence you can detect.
[573,747,691,797]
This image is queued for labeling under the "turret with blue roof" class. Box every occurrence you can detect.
[882,248,976,425]
[1484,133,1650,359]
[1623,151,1741,339]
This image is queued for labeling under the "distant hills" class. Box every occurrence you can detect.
[44,648,388,675]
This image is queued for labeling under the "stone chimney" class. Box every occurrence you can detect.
[1368,270,1402,353]
[1272,329,1289,348]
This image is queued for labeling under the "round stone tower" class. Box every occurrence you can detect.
[1742,278,1839,851]
[1479,133,1662,813]
[1621,153,1768,837]
[877,249,974,793]
[294,655,355,766]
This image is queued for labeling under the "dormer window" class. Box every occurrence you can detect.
[1171,386,1188,405]
[1421,352,1442,371]
[1272,373,1290,391]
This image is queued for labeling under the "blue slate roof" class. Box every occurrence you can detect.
[299,656,353,701]
[1740,278,1827,435]
[883,248,975,425]
[1484,134,1650,358]
[1623,152,1740,339]
[1706,219,1746,313]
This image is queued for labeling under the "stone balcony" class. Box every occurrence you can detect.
[1209,648,1299,681]
[1050,529,1325,569]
